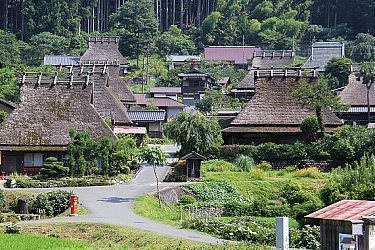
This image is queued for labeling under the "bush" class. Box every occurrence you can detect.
[202,159,237,172]
[40,157,69,178]
[5,223,21,234]
[294,225,320,249]
[256,161,272,171]
[28,191,70,216]
[293,167,322,178]
[218,145,256,161]
[179,195,197,205]
[300,116,319,142]
[223,201,253,217]
[249,168,266,180]
[251,198,291,217]
[0,189,4,211]
[234,155,255,172]
[255,142,307,161]
[119,166,130,174]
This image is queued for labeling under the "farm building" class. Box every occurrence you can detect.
[306,200,375,250]
[223,68,342,144]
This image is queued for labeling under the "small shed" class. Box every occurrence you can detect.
[305,200,375,250]
[180,151,206,179]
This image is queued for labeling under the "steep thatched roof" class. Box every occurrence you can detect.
[339,74,375,106]
[237,71,255,89]
[106,67,135,102]
[226,75,342,133]
[80,37,127,65]
[0,74,116,151]
[251,50,295,69]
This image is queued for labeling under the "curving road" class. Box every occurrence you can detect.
[15,165,223,245]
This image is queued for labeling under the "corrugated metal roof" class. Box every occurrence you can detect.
[204,46,261,64]
[128,110,166,121]
[44,55,80,66]
[303,42,345,71]
[305,200,375,222]
[150,87,181,94]
[166,55,201,62]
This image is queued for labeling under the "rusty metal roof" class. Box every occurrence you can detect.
[305,200,375,222]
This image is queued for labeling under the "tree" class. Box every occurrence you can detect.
[110,0,158,59]
[324,57,351,88]
[29,32,69,60]
[0,29,20,67]
[139,146,167,207]
[40,157,69,178]
[348,33,375,62]
[358,62,375,124]
[0,67,18,102]
[293,76,345,133]
[164,111,223,156]
[154,25,196,56]
[300,116,319,143]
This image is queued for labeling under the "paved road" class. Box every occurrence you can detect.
[15,165,223,245]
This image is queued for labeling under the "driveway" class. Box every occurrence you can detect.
[15,165,223,245]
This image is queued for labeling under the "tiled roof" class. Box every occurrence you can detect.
[303,42,345,71]
[166,55,201,62]
[128,110,166,121]
[204,46,261,64]
[305,200,375,222]
[181,151,207,160]
[44,55,80,66]
[178,69,215,80]
[230,76,342,128]
[150,87,181,94]
[132,94,184,108]
[339,74,375,106]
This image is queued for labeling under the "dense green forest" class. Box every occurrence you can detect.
[0,0,374,102]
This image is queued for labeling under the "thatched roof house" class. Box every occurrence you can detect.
[337,73,375,125]
[251,50,295,69]
[223,68,342,144]
[0,72,116,174]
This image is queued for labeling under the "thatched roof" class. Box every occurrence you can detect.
[227,75,342,133]
[80,37,127,65]
[106,67,135,102]
[0,74,116,151]
[251,50,295,69]
[339,73,375,106]
[237,71,255,89]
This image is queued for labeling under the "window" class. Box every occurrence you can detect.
[24,153,43,167]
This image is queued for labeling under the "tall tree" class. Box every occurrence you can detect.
[293,76,345,133]
[0,29,20,67]
[110,0,158,59]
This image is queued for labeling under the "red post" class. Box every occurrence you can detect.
[70,194,78,216]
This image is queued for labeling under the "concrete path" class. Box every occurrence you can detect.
[14,165,223,245]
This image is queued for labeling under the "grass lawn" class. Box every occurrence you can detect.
[132,194,181,227]
[0,234,93,250]
[0,222,267,250]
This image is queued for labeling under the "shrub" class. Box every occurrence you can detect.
[223,201,253,217]
[5,223,21,234]
[251,197,291,217]
[249,168,266,180]
[119,166,130,174]
[234,155,255,172]
[40,157,69,178]
[218,145,256,161]
[28,191,70,216]
[293,167,322,178]
[202,159,237,172]
[256,161,272,171]
[0,189,4,211]
[179,195,197,205]
[294,225,320,249]
[300,116,319,142]
[280,182,312,205]
[255,142,307,161]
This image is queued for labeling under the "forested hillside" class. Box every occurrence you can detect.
[0,0,374,103]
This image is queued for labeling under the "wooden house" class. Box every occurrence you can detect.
[306,200,375,250]
[178,69,215,107]
[181,151,206,179]
[128,110,166,138]
[149,87,181,101]
[223,68,342,144]
[337,73,375,126]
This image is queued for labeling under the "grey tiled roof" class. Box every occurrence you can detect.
[303,42,345,71]
[44,55,80,66]
[128,110,166,122]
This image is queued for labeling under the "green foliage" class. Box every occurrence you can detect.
[0,67,18,102]
[294,76,345,132]
[359,61,375,86]
[186,181,250,204]
[234,155,255,172]
[0,111,8,124]
[300,116,319,142]
[324,57,351,88]
[256,162,272,172]
[0,30,20,67]
[348,33,375,62]
[293,167,322,179]
[0,189,4,212]
[5,223,21,234]
[154,25,197,56]
[249,168,266,180]
[165,111,223,157]
[28,191,70,216]
[256,142,307,161]
[110,0,158,58]
[29,32,69,60]
[40,157,69,178]
[202,160,237,173]
[139,146,167,167]
[178,195,197,205]
[321,156,375,205]
[217,145,257,161]
[200,61,247,86]
[294,225,320,249]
